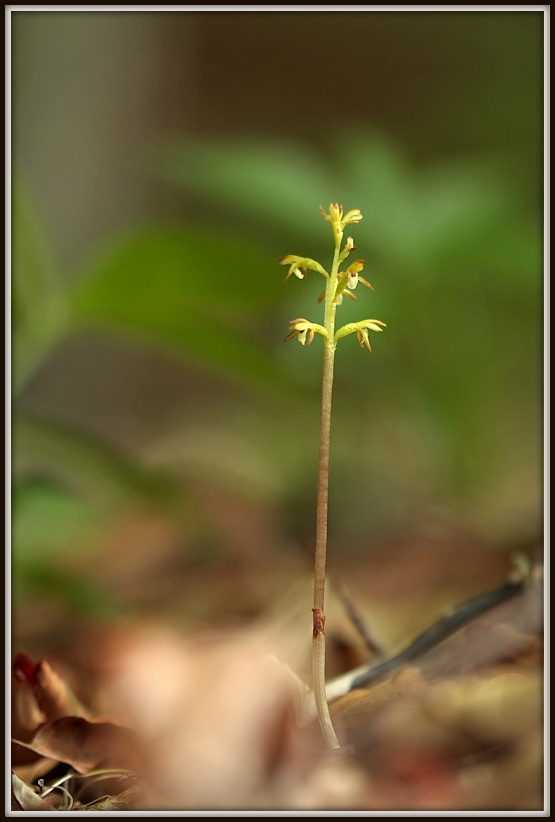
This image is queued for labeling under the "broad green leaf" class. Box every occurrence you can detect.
[338,133,512,272]
[162,138,340,241]
[12,174,69,393]
[70,225,297,391]
[157,133,542,533]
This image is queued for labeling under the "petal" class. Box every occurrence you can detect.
[358,329,372,351]
[346,260,365,274]
[359,276,374,290]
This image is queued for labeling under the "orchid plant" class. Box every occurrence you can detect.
[280,205,386,749]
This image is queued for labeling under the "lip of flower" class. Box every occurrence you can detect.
[347,272,373,292]
[327,260,373,305]
[284,319,314,345]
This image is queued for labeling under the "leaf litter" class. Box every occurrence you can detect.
[11,551,544,811]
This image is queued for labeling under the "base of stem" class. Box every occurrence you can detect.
[312,630,340,750]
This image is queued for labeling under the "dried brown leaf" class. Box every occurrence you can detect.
[12,653,45,742]
[11,679,45,760]
[333,663,543,810]
[425,670,543,746]
[11,771,62,811]
[33,659,87,721]
[12,651,95,772]
[14,717,142,774]
[13,756,60,785]
[15,651,91,720]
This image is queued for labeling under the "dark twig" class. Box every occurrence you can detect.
[348,572,530,691]
[333,577,385,658]
[301,561,542,720]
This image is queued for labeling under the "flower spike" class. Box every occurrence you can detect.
[281,206,386,753]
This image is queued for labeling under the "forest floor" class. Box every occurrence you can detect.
[11,509,545,812]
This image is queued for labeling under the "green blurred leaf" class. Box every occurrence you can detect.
[71,224,294,391]
[12,174,69,393]
[338,133,510,268]
[13,556,124,617]
[13,476,102,562]
[13,415,176,514]
[12,416,179,608]
[164,132,521,275]
[162,138,339,241]
[162,133,543,512]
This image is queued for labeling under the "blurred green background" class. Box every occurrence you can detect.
[11,10,544,643]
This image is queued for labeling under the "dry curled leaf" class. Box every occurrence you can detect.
[12,651,90,728]
[12,756,60,785]
[33,658,86,721]
[12,651,94,772]
[14,716,143,774]
[11,771,62,811]
[12,653,46,742]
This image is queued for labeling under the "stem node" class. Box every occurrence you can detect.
[312,608,326,638]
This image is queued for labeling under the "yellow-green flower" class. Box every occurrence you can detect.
[284,318,328,346]
[319,203,363,236]
[356,320,386,351]
[332,260,374,305]
[279,255,328,281]
[335,319,386,351]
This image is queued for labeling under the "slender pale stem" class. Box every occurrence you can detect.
[312,231,342,750]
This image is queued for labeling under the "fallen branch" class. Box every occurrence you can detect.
[302,560,543,717]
